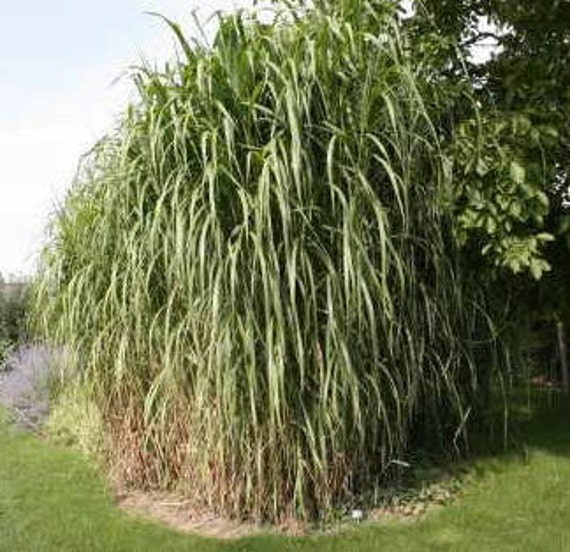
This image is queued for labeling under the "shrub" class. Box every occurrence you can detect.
[0,280,27,365]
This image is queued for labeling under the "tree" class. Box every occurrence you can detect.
[414,0,570,383]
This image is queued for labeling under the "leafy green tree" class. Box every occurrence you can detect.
[414,0,570,382]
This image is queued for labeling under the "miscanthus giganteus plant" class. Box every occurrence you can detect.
[33,0,513,521]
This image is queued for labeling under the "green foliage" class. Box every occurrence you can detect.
[415,0,570,375]
[448,114,553,278]
[45,383,104,458]
[416,0,569,228]
[0,278,27,364]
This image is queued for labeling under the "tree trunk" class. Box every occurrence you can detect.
[557,320,569,392]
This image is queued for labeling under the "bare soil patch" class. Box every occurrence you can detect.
[117,491,269,540]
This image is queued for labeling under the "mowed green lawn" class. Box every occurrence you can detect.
[1,394,570,552]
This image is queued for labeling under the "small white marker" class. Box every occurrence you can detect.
[351,509,364,522]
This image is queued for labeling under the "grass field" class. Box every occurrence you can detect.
[1,392,570,551]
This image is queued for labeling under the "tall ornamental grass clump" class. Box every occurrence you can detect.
[34,0,509,521]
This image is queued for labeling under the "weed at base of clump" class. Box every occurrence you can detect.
[314,461,468,532]
[371,476,465,521]
[45,384,105,460]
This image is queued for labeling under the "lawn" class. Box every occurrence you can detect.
[1,393,570,551]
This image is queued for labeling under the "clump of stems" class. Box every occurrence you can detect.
[34,0,509,521]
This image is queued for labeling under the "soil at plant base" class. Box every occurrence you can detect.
[117,491,274,540]
[0,345,52,429]
[116,472,465,540]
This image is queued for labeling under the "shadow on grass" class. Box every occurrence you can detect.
[354,388,570,526]
[517,389,570,454]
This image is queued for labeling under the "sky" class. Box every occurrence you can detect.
[0,0,263,278]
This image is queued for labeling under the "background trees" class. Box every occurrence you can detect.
[412,0,570,383]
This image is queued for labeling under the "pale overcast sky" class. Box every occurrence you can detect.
[0,0,263,278]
